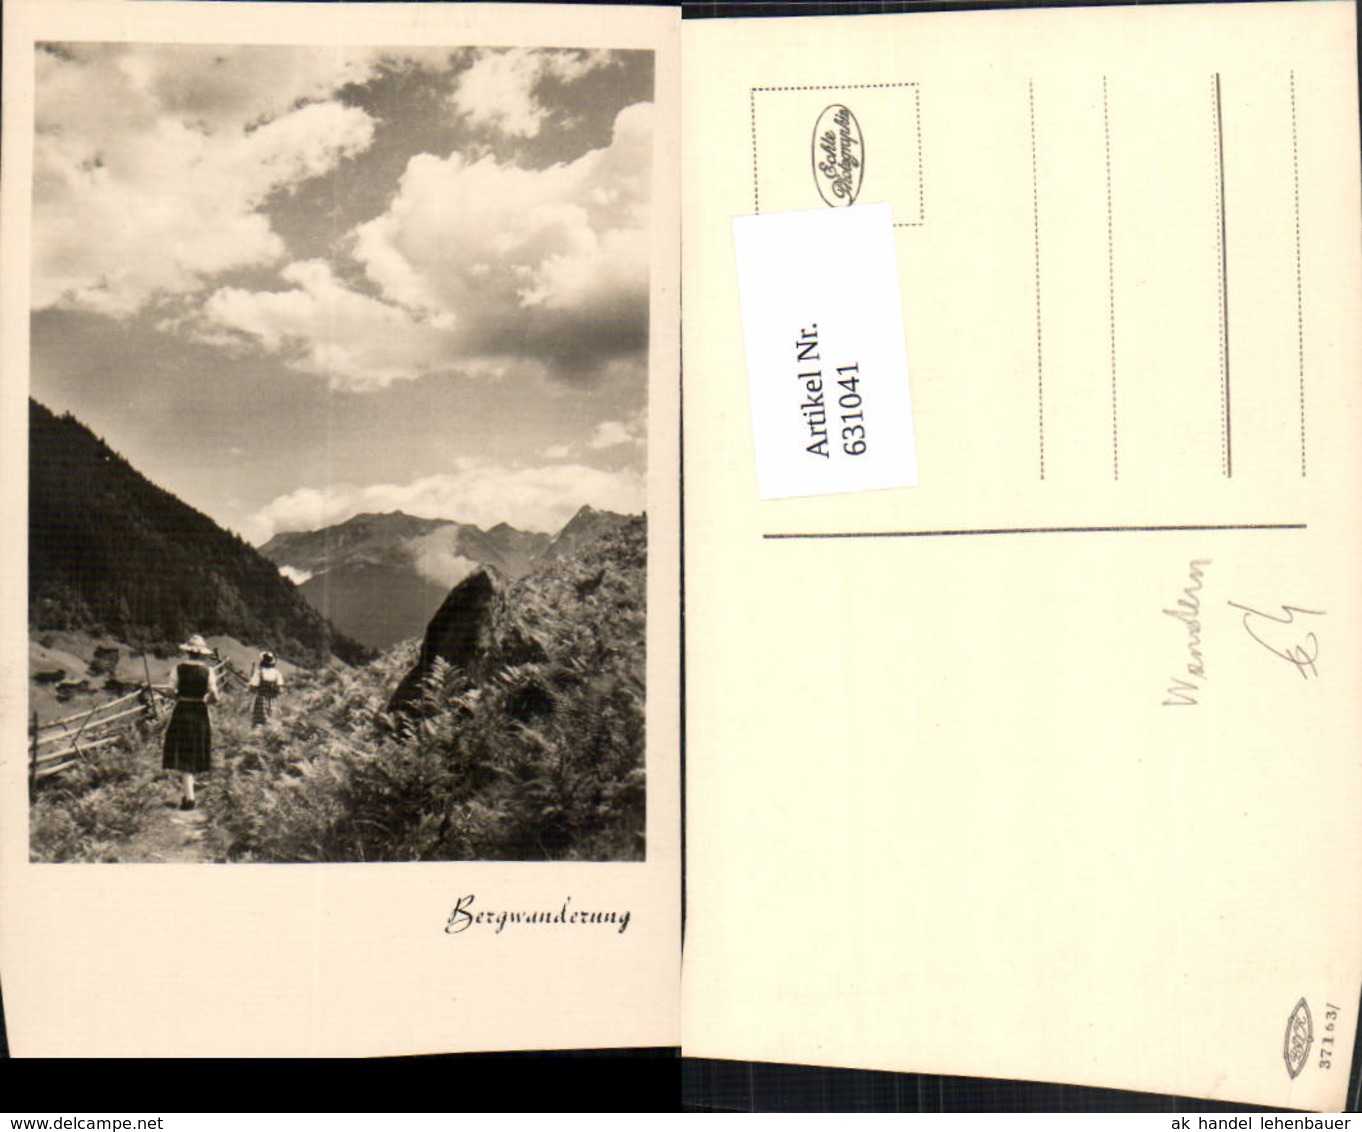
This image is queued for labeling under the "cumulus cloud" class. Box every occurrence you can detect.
[34,42,654,399]
[451,48,616,139]
[201,260,458,389]
[406,531,482,589]
[33,44,378,315]
[189,99,653,389]
[247,462,644,543]
[587,415,646,451]
[92,44,382,132]
[351,101,652,384]
[278,565,314,586]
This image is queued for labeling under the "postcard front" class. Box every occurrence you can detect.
[1,0,681,1056]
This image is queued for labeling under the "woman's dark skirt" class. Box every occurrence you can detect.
[163,701,212,773]
[251,686,279,727]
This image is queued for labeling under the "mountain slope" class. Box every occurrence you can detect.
[259,512,453,576]
[540,504,632,561]
[374,513,648,859]
[28,398,368,666]
[258,511,551,650]
[389,512,646,712]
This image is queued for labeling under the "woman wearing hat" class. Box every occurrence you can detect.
[248,650,284,727]
[163,634,218,811]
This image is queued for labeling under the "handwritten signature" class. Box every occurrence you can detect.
[1227,599,1324,678]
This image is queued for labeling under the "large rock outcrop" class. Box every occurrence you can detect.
[385,514,646,718]
[385,566,553,713]
[386,568,502,712]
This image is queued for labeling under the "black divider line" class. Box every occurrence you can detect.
[763,524,1305,540]
[1214,72,1233,477]
[1291,70,1306,477]
[1029,80,1045,480]
[1104,75,1118,481]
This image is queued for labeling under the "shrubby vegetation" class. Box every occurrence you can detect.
[31,520,648,864]
[29,736,157,863]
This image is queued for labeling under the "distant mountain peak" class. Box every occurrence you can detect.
[341,510,442,529]
[261,511,448,554]
[256,510,551,650]
[562,503,623,529]
[541,504,632,562]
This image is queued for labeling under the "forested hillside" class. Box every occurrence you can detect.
[29,399,369,665]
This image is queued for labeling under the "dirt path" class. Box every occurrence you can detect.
[117,793,220,863]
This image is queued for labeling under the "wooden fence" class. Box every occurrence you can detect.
[215,657,251,691]
[29,655,249,792]
[28,688,154,791]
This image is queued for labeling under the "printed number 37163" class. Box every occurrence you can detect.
[1320,1003,1342,1071]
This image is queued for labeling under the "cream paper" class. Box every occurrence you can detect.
[0,1,680,1057]
[682,2,1362,1111]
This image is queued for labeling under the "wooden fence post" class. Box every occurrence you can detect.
[68,697,100,748]
[142,653,158,719]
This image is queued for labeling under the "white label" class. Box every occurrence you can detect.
[732,203,917,500]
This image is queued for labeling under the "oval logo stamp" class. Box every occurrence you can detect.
[812,104,864,207]
[1283,997,1313,1079]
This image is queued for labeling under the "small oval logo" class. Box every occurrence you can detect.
[812,104,865,207]
[1283,997,1313,1079]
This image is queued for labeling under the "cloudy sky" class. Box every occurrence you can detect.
[31,43,653,542]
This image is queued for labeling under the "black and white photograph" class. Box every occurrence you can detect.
[26,39,657,865]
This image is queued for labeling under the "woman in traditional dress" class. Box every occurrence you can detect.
[248,650,283,727]
[163,634,218,811]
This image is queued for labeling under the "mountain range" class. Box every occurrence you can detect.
[28,396,636,662]
[28,398,370,666]
[260,505,632,649]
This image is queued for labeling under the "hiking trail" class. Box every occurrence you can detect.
[118,792,219,863]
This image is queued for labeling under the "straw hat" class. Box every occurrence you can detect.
[179,634,213,657]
